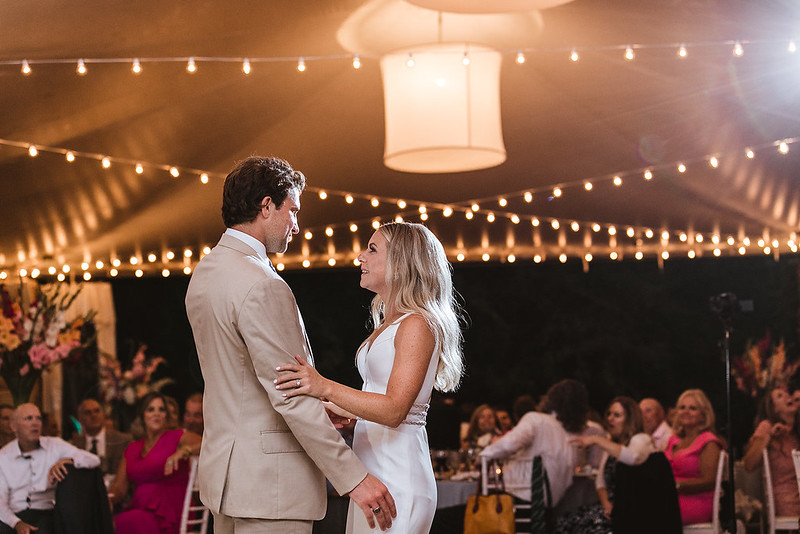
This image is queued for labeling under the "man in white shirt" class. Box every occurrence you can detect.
[70,399,131,477]
[639,398,673,451]
[0,403,100,534]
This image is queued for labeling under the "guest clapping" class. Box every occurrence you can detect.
[108,393,201,534]
[664,389,722,525]
[742,387,800,516]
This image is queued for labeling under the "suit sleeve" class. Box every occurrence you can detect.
[237,277,368,495]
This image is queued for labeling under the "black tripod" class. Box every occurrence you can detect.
[710,292,740,534]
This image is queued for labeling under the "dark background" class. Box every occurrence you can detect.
[110,254,800,454]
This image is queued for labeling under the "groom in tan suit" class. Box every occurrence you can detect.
[185,156,395,533]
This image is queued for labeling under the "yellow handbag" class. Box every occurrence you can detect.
[463,492,515,534]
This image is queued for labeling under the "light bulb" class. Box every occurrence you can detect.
[551,220,560,230]
[370,198,379,207]
[200,173,209,184]
[28,145,38,157]
[77,59,87,75]
[65,151,75,162]
[406,54,415,68]
[102,157,111,169]
[553,187,562,197]
[319,191,327,200]
[779,141,789,154]
[498,198,507,207]
[487,213,495,223]
[297,58,306,72]
[325,227,334,237]
[571,221,579,232]
[345,194,354,204]
[516,51,525,64]
[678,45,687,58]
[584,182,593,191]
[135,163,144,174]
[242,58,251,75]
[352,55,361,69]
[624,46,635,60]
[170,167,180,178]
[471,203,480,212]
[559,254,567,263]
[677,163,686,173]
[511,215,520,224]
[613,175,622,186]
[349,223,358,232]
[187,57,197,73]
[524,191,533,202]
[570,49,579,62]
[462,52,470,66]
[443,207,453,217]
[397,200,407,209]
[643,169,653,180]
[132,58,142,74]
[733,41,743,57]
[709,156,719,168]
[745,148,755,159]
[21,60,31,75]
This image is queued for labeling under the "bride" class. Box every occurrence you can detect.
[275,222,464,533]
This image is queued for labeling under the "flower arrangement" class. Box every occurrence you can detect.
[98,344,173,407]
[732,332,800,399]
[0,282,96,405]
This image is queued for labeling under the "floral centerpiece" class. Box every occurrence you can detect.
[732,332,800,399]
[0,283,96,406]
[98,344,172,408]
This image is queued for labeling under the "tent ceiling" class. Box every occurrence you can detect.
[2,0,800,276]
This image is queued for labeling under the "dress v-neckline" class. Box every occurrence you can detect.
[366,313,411,352]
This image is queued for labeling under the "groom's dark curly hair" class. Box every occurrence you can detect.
[542,379,590,434]
[222,156,306,227]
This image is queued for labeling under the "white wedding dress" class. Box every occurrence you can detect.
[346,313,439,534]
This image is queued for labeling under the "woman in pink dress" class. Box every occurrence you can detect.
[108,393,202,534]
[742,386,800,516]
[664,389,723,525]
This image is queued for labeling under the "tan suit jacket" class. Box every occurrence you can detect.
[71,429,132,476]
[185,233,367,520]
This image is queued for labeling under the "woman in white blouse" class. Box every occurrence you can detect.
[560,396,656,533]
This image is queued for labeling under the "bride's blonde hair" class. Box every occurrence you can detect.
[361,222,464,392]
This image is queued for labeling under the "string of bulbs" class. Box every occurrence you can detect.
[2,36,797,76]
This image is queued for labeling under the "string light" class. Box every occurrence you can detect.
[624,46,635,61]
[132,58,142,74]
[733,41,744,57]
[789,41,797,53]
[169,167,180,178]
[570,49,579,62]
[462,51,470,66]
[28,145,37,157]
[613,176,622,186]
[297,58,306,72]
[65,151,75,162]
[352,55,361,69]
[319,191,328,200]
[553,187,562,197]
[76,59,87,75]
[592,223,601,232]
[186,57,197,73]
[471,203,480,212]
[345,194,354,204]
[21,60,31,75]
[524,192,533,202]
[487,213,495,223]
[442,207,453,217]
[779,141,789,154]
[370,198,379,207]
[406,53,415,68]
[101,157,111,168]
[709,156,719,168]
[200,173,209,184]
[677,163,686,173]
[397,200,407,209]
[551,220,560,230]
[678,44,687,58]
[745,148,755,159]
[242,58,251,75]
[135,163,144,174]
[325,227,334,237]
[516,51,525,64]
[643,169,653,180]
[498,198,507,207]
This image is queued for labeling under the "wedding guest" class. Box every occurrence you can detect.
[108,392,201,534]
[182,393,203,436]
[0,405,14,448]
[71,398,132,477]
[480,380,602,517]
[461,404,501,451]
[0,403,101,534]
[664,389,723,525]
[565,397,680,533]
[495,407,514,433]
[640,398,673,451]
[164,396,180,430]
[511,394,537,423]
[742,386,800,516]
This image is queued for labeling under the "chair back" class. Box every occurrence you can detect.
[763,448,777,534]
[711,450,727,533]
[179,457,210,534]
[792,449,800,504]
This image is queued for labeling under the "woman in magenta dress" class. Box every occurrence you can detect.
[108,392,202,534]
[664,389,723,525]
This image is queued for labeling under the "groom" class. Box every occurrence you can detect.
[185,156,395,533]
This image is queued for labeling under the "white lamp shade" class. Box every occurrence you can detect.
[381,44,505,173]
[405,0,576,14]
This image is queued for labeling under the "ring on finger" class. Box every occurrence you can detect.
[296,379,301,387]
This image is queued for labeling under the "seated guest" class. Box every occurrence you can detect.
[182,393,204,436]
[742,386,800,516]
[495,406,514,433]
[640,398,673,451]
[164,396,180,430]
[462,404,502,451]
[71,398,132,477]
[480,380,602,516]
[664,389,723,525]
[108,392,201,534]
[566,397,681,533]
[0,405,14,448]
[0,403,101,534]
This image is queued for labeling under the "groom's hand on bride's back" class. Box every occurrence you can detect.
[348,474,396,531]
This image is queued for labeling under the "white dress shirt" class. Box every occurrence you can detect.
[595,433,657,490]
[651,420,673,451]
[225,228,267,260]
[480,412,576,505]
[83,427,106,458]
[0,437,100,528]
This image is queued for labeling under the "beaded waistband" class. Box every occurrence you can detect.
[402,403,429,426]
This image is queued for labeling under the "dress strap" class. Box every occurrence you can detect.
[389,312,414,325]
[401,402,429,426]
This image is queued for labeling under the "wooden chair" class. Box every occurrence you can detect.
[179,457,210,534]
[763,448,800,533]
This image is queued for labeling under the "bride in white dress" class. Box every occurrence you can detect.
[275,222,464,533]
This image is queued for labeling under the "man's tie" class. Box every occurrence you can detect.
[90,438,98,455]
[530,456,547,534]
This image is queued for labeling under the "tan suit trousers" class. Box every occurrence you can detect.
[213,512,312,534]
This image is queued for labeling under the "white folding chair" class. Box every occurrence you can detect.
[480,456,533,533]
[179,457,210,534]
[683,450,727,534]
[763,449,800,533]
